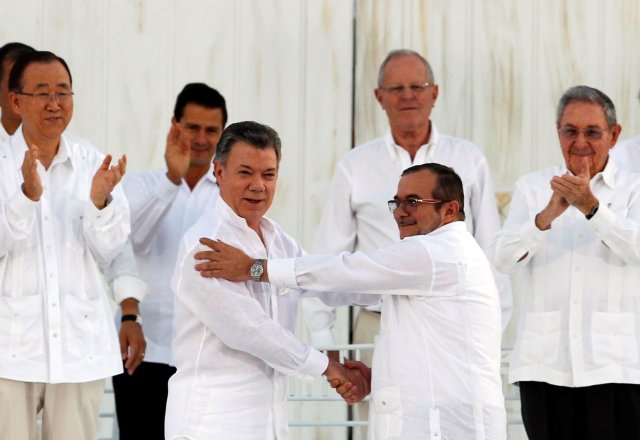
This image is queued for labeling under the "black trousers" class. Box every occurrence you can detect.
[112,361,177,440]
[519,381,640,440]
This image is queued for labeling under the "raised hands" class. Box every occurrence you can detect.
[91,154,127,209]
[536,157,597,230]
[165,122,190,185]
[194,237,255,281]
[324,359,371,404]
[550,156,598,213]
[21,144,43,201]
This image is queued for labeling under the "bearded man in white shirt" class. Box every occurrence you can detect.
[196,162,507,440]
[165,121,369,440]
[491,85,640,439]
[0,50,130,440]
[112,82,227,440]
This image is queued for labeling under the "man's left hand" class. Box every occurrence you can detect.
[194,237,254,281]
[90,154,127,209]
[119,320,146,375]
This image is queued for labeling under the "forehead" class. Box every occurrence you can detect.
[21,61,71,89]
[559,101,607,127]
[397,170,436,196]
[226,141,278,168]
[383,55,428,83]
[181,103,224,127]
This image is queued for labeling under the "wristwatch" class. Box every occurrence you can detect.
[250,259,265,282]
[585,203,599,220]
[121,314,143,325]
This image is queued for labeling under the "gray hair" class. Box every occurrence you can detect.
[377,49,435,88]
[214,121,281,166]
[556,85,617,128]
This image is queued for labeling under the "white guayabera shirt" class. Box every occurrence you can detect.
[270,221,507,440]
[0,127,130,383]
[166,198,329,440]
[491,160,640,387]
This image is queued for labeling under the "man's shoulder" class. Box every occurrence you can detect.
[338,136,388,165]
[515,165,561,186]
[435,132,485,155]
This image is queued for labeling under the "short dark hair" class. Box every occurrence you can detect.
[556,85,617,129]
[214,121,281,166]
[173,83,228,126]
[8,51,72,92]
[0,42,35,82]
[402,163,466,220]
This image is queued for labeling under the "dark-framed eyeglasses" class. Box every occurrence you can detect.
[379,82,432,95]
[388,197,451,213]
[16,91,74,104]
[558,126,605,141]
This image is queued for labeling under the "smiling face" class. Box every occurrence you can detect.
[393,170,450,239]
[173,103,224,171]
[214,141,279,231]
[9,60,73,144]
[558,101,621,177]
[374,54,438,133]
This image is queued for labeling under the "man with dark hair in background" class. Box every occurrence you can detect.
[112,83,228,439]
[0,42,35,136]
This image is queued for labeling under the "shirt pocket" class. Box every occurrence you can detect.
[519,311,562,364]
[0,295,44,359]
[62,294,103,358]
[371,386,403,438]
[591,312,638,365]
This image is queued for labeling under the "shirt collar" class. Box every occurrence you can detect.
[10,126,73,170]
[560,156,616,190]
[214,196,277,249]
[383,121,439,164]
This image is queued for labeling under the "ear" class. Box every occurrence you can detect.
[442,200,460,222]
[374,88,384,108]
[431,84,440,104]
[609,123,622,148]
[213,160,223,182]
[8,92,22,115]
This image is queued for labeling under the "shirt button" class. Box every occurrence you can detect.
[53,332,58,338]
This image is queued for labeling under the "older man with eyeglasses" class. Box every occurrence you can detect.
[0,50,131,440]
[302,48,512,437]
[491,85,640,439]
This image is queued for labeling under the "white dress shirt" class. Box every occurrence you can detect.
[165,198,328,440]
[611,135,640,172]
[0,128,130,383]
[491,159,640,387]
[271,221,506,440]
[123,167,218,364]
[304,124,512,345]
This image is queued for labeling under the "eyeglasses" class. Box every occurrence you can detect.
[388,197,451,212]
[558,127,605,141]
[379,82,432,95]
[16,91,74,104]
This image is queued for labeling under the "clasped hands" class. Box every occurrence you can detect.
[325,358,371,404]
[192,238,372,404]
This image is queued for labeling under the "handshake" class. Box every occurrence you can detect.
[324,358,371,404]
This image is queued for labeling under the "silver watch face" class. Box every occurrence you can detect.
[251,260,264,279]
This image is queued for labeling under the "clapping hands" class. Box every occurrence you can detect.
[324,359,371,404]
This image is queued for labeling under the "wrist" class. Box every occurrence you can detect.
[166,171,182,186]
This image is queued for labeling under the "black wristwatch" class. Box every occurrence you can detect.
[585,203,599,220]
[121,314,142,325]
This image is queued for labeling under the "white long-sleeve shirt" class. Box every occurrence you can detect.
[611,135,640,172]
[304,124,512,346]
[270,221,506,439]
[123,167,218,364]
[0,128,130,383]
[165,198,328,440]
[491,160,640,387]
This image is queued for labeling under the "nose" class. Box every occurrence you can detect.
[399,85,414,99]
[194,128,208,145]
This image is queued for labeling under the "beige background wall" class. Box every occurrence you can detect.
[2,1,639,438]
